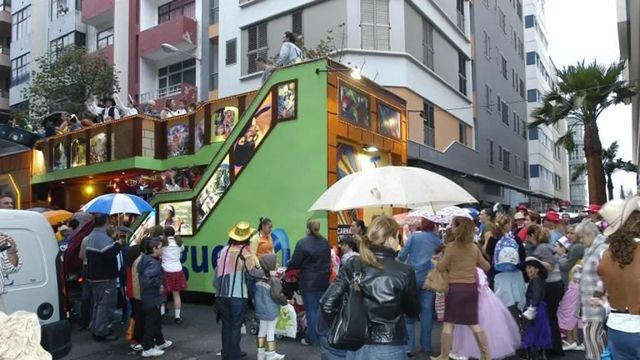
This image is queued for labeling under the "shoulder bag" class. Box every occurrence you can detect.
[327,258,368,350]
[423,259,449,293]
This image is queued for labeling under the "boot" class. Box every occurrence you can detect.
[257,337,266,360]
[472,330,491,360]
[430,331,452,360]
[265,341,285,360]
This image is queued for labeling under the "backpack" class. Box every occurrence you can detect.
[493,234,520,272]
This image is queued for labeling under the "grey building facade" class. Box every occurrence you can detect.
[568,117,587,210]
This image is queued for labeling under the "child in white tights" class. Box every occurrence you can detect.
[252,254,288,360]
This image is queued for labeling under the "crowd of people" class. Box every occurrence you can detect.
[211,198,639,360]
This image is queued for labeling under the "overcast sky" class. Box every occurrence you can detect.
[545,0,636,198]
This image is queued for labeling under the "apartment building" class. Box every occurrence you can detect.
[523,0,569,210]
[216,0,532,206]
[0,0,9,122]
[618,0,640,166]
[8,0,209,112]
[472,0,530,206]
[567,116,587,211]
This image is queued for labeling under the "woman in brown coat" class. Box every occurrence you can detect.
[431,216,491,360]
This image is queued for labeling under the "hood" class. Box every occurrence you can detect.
[259,254,278,272]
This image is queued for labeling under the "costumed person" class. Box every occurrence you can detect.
[452,268,521,360]
[275,31,303,67]
[557,262,584,351]
[521,257,552,360]
[250,254,288,360]
[161,227,187,324]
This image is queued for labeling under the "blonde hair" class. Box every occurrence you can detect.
[306,219,321,238]
[493,214,512,238]
[360,215,399,269]
[451,216,475,244]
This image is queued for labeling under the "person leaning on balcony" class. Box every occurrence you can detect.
[256,57,275,85]
[275,32,303,67]
[114,94,139,117]
[161,99,179,120]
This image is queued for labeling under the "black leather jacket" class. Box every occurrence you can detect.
[320,245,420,345]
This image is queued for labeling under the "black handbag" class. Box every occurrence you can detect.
[327,258,369,350]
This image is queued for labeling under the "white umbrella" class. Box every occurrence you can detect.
[308,166,477,212]
[411,206,472,224]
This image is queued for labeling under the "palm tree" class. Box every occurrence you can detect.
[531,60,637,205]
[571,141,638,201]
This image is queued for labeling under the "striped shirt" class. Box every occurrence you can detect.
[580,234,609,322]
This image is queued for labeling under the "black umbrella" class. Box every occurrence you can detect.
[42,111,67,126]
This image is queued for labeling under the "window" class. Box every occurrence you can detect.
[520,119,527,138]
[526,51,536,65]
[516,0,522,18]
[554,174,562,190]
[485,84,492,112]
[520,80,525,98]
[97,28,114,49]
[570,185,586,202]
[501,56,508,79]
[513,113,518,132]
[503,149,511,172]
[157,59,196,97]
[527,89,538,103]
[483,31,491,60]
[458,53,467,95]
[488,139,494,165]
[209,0,219,25]
[530,164,540,178]
[502,101,509,125]
[529,127,539,140]
[422,102,435,147]
[456,0,465,31]
[360,0,390,51]
[512,68,515,88]
[10,53,30,86]
[423,20,434,69]
[554,145,561,160]
[292,11,303,37]
[11,6,31,42]
[0,0,9,11]
[247,23,267,74]
[498,145,503,161]
[50,32,86,58]
[499,9,506,33]
[525,15,535,28]
[209,40,219,91]
[225,38,237,65]
[158,0,196,23]
[459,122,469,145]
[497,95,502,111]
[51,0,70,20]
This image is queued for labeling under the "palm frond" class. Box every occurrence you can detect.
[556,131,576,152]
[571,163,587,182]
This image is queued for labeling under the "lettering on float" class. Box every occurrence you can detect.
[179,245,224,281]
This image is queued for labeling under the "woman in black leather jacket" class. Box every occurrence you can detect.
[320,215,420,360]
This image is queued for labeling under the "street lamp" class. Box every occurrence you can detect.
[315,66,362,80]
[160,43,201,63]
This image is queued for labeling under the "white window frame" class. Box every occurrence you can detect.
[360,0,390,51]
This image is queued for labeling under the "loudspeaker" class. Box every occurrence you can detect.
[0,125,39,148]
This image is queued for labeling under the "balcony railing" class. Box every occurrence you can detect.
[0,89,8,98]
[209,73,218,91]
[0,45,8,55]
[159,0,195,24]
[140,84,183,104]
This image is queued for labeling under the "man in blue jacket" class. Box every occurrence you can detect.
[398,218,443,357]
[86,214,122,341]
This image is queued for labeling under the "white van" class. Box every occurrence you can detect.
[1,209,72,359]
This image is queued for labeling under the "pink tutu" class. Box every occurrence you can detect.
[452,268,520,359]
[557,281,581,331]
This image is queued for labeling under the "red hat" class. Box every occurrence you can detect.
[545,210,560,223]
[586,204,602,214]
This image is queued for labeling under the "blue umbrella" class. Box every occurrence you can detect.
[272,228,291,265]
[80,193,153,215]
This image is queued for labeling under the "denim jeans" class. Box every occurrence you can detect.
[216,297,247,360]
[608,328,640,360]
[346,345,407,360]
[406,289,435,353]
[302,290,324,346]
[320,335,348,360]
[90,279,117,337]
[79,265,93,329]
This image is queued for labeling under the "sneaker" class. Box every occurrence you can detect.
[265,351,285,360]
[216,351,247,357]
[141,348,165,357]
[130,344,143,351]
[449,353,468,360]
[300,339,310,346]
[156,340,173,350]
[174,317,183,324]
[574,343,585,351]
[562,342,577,351]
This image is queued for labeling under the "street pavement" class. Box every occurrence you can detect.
[65,303,586,360]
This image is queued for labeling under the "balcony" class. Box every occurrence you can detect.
[0,45,8,68]
[139,15,198,61]
[0,89,8,111]
[81,0,114,27]
[139,82,197,109]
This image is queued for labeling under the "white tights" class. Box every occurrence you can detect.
[258,319,277,342]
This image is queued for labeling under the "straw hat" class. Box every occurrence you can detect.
[228,221,255,242]
[525,256,552,278]
[600,196,640,236]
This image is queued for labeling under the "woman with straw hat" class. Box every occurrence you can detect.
[215,221,258,360]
